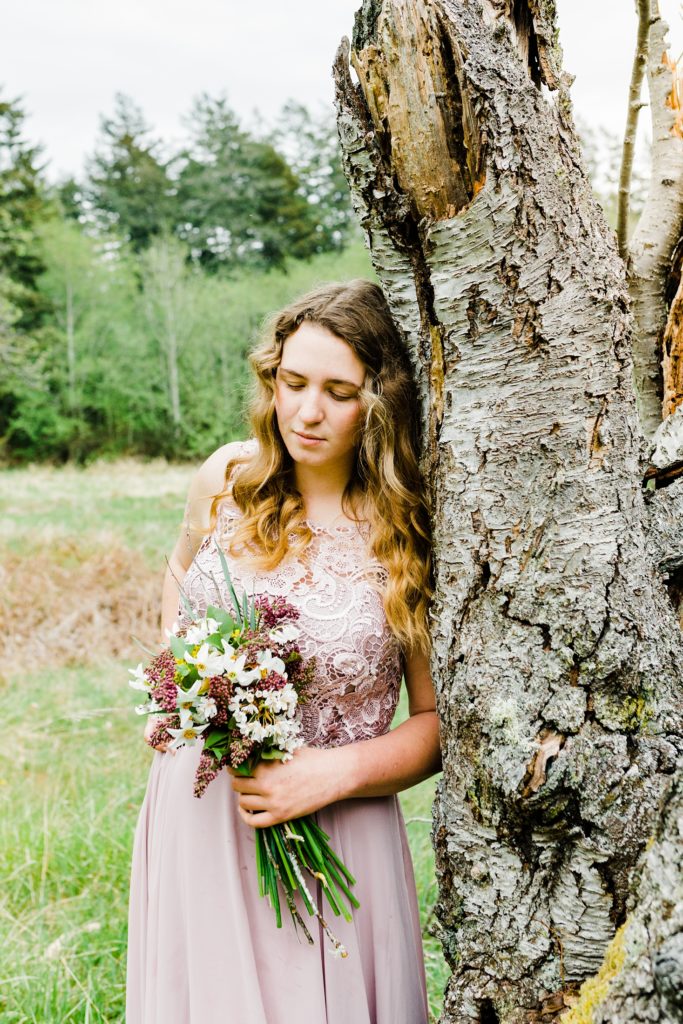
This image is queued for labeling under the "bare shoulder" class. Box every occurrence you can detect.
[189,439,253,507]
[180,439,256,554]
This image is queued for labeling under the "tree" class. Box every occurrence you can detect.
[333,2,683,1021]
[85,93,176,250]
[175,94,321,272]
[273,100,359,252]
[0,91,49,330]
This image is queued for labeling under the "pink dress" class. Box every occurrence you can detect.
[126,441,429,1024]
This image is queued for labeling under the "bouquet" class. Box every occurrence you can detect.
[129,550,359,956]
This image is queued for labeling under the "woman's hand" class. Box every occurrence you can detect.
[230,746,342,828]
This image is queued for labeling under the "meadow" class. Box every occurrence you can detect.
[0,461,448,1022]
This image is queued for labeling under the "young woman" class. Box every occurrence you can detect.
[126,279,441,1024]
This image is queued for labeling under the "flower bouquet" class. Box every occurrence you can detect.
[129,550,359,956]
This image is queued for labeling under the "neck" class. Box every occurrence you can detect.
[293,456,356,515]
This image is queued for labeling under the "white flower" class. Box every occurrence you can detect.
[222,650,260,685]
[176,679,205,705]
[178,705,195,729]
[327,942,348,959]
[196,696,217,721]
[184,643,227,678]
[255,649,286,678]
[184,617,220,645]
[166,722,209,750]
[269,623,299,644]
[135,698,161,715]
[128,663,150,692]
[164,622,180,639]
[261,683,298,716]
[244,721,268,743]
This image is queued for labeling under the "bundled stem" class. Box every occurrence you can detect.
[254,815,360,956]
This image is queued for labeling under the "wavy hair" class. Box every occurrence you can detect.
[211,279,433,655]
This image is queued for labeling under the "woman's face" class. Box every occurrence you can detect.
[274,321,366,473]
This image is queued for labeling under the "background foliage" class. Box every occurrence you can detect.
[0,89,367,464]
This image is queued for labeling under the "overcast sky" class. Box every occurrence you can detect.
[2,0,682,181]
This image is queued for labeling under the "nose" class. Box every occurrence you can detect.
[298,388,324,424]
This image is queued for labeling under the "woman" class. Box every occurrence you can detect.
[126,279,441,1024]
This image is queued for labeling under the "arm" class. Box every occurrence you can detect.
[232,647,442,827]
[159,440,244,640]
[146,440,245,748]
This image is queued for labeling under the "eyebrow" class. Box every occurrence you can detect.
[278,367,362,388]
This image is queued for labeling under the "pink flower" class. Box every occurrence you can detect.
[254,595,299,628]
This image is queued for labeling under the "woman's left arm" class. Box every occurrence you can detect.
[232,648,442,828]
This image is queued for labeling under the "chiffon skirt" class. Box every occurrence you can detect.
[126,744,429,1024]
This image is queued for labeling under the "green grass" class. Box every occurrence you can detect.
[0,462,447,1022]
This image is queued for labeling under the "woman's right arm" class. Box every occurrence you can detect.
[145,440,245,750]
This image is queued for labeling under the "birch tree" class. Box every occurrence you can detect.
[332,2,683,1020]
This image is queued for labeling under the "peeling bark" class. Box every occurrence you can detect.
[334,2,683,1020]
[662,260,683,417]
[627,2,683,439]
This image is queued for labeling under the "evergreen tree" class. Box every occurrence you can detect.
[176,94,320,272]
[0,91,49,330]
[273,101,358,252]
[85,93,176,250]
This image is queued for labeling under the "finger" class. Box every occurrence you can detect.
[231,776,263,795]
[237,794,268,812]
[237,805,274,829]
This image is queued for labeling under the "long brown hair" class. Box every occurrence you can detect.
[212,279,433,654]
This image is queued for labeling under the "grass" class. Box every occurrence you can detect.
[0,461,448,1022]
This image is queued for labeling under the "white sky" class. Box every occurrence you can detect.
[2,0,682,181]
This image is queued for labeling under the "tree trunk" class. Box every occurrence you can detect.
[627,2,683,438]
[333,2,683,1020]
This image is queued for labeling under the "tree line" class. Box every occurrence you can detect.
[0,85,642,466]
[0,90,363,463]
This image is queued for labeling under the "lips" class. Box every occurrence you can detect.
[295,431,324,441]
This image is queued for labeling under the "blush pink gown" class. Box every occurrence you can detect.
[126,441,429,1024]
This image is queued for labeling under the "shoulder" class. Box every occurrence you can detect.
[185,438,258,531]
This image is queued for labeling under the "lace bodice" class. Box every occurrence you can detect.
[179,441,403,749]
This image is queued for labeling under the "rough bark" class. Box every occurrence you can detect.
[333,2,683,1020]
[563,767,683,1023]
[627,2,683,439]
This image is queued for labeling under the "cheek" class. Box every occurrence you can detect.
[335,402,363,438]
[274,383,295,421]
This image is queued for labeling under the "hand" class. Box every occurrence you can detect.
[230,746,342,828]
[143,715,174,755]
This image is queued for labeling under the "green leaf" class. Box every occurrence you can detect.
[260,748,286,761]
[216,546,243,623]
[169,634,188,660]
[178,590,196,620]
[206,605,231,627]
